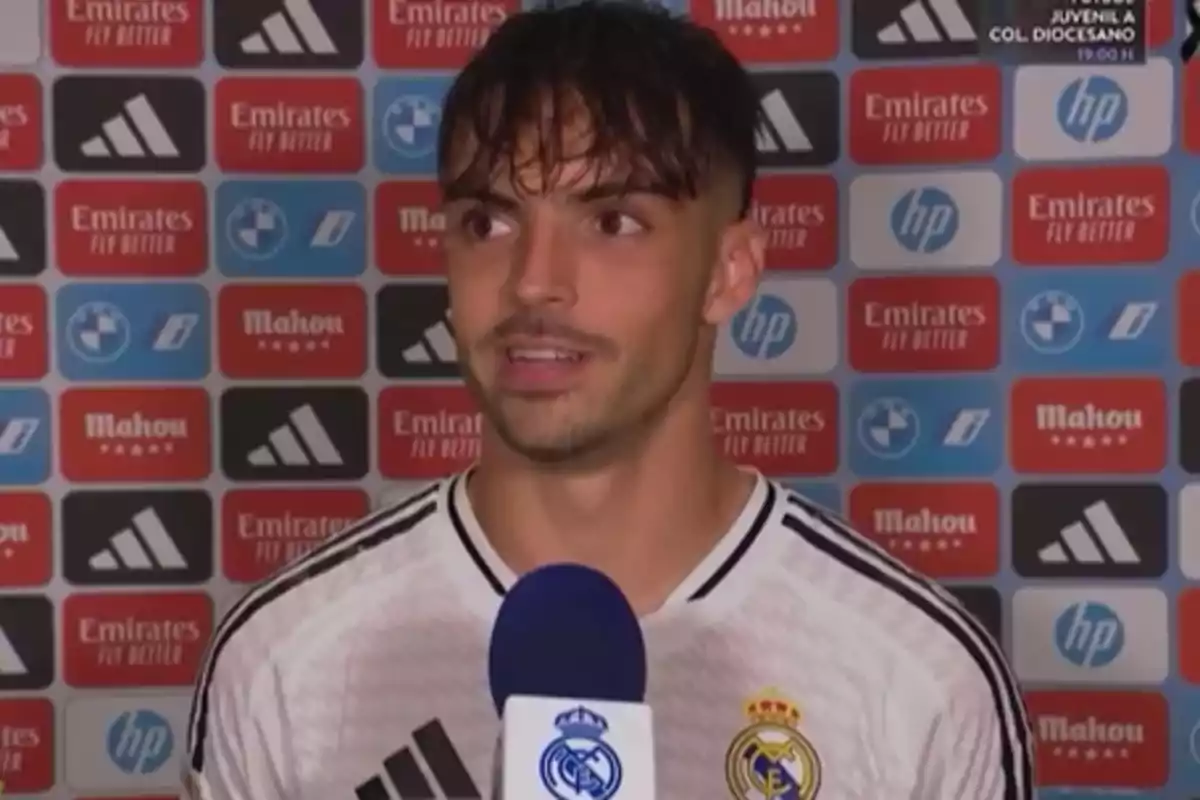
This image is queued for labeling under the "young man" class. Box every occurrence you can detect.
[185,2,1033,798]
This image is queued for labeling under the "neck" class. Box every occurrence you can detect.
[468,392,754,615]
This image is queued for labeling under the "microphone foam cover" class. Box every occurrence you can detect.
[487,562,647,714]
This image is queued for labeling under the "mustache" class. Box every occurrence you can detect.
[484,313,615,354]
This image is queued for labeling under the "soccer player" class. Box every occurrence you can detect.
[185,2,1033,798]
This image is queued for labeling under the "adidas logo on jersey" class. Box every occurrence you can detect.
[378,283,461,380]
[54,77,206,173]
[749,72,839,168]
[63,490,214,585]
[221,387,369,482]
[214,0,364,68]
[853,0,981,58]
[355,719,482,800]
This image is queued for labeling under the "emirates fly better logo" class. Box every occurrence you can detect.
[214,77,364,173]
[750,174,838,270]
[709,382,838,476]
[847,275,999,372]
[1011,165,1169,266]
[848,64,1001,165]
[50,0,204,67]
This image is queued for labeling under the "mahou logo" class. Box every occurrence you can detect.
[847,275,999,372]
[0,492,51,588]
[373,0,518,69]
[0,285,47,380]
[689,0,837,63]
[752,174,837,270]
[379,386,481,478]
[0,699,53,793]
[848,482,998,578]
[1010,378,1166,474]
[1024,690,1168,787]
[62,591,212,687]
[375,181,443,275]
[217,284,367,378]
[214,77,364,173]
[55,180,207,276]
[849,64,1001,165]
[221,488,368,582]
[710,382,838,475]
[0,75,41,171]
[50,0,204,67]
[59,387,210,482]
[1011,165,1168,266]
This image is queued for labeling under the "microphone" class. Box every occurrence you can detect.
[488,563,657,799]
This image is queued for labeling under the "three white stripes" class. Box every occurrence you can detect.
[91,507,188,571]
[1037,500,1140,565]
[80,93,179,159]
[248,403,344,467]
[241,0,337,55]
[877,0,976,44]
[403,318,457,364]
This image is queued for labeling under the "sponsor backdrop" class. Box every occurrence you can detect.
[0,0,1196,796]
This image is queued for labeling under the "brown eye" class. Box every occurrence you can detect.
[593,210,644,236]
[460,209,511,240]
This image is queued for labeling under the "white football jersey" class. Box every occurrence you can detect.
[185,472,1032,800]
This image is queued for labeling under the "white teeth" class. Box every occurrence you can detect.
[509,348,580,362]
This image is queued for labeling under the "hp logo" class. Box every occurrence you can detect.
[106,709,174,775]
[226,197,288,260]
[1053,601,1124,668]
[383,95,442,157]
[1020,290,1084,355]
[889,188,958,253]
[857,397,920,460]
[730,293,796,359]
[1056,76,1127,144]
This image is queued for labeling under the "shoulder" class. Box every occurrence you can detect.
[770,485,1022,703]
[186,479,451,771]
[199,479,447,688]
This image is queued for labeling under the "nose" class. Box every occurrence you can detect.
[506,214,577,309]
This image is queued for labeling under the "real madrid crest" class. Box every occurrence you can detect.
[725,690,821,800]
[539,705,623,800]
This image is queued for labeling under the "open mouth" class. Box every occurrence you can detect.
[506,348,586,364]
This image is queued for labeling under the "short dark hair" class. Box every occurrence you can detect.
[436,0,760,216]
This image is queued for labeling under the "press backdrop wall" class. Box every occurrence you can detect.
[0,0,1196,796]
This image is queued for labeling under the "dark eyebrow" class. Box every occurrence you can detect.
[441,180,677,209]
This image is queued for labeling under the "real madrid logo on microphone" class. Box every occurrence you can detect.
[539,705,623,800]
[725,690,822,799]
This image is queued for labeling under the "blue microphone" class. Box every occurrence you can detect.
[487,564,658,798]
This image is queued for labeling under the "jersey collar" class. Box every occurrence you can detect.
[446,469,777,612]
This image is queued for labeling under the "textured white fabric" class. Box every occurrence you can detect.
[184,473,1032,800]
